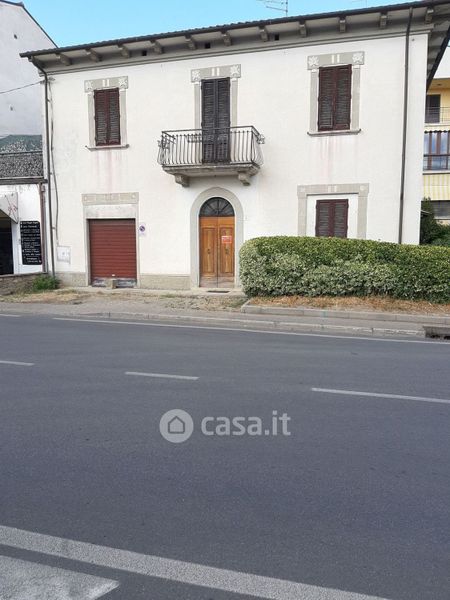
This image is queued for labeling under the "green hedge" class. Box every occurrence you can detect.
[239,237,450,302]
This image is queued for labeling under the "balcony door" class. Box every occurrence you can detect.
[201,78,230,163]
[199,198,235,288]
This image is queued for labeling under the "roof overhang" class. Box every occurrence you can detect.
[20,0,450,87]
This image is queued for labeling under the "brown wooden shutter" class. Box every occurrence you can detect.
[318,68,335,131]
[201,78,230,162]
[318,66,352,131]
[333,200,349,238]
[316,200,333,237]
[94,88,121,146]
[316,200,349,238]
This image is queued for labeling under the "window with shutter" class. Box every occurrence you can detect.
[94,88,121,146]
[315,200,349,238]
[201,78,230,163]
[318,66,352,132]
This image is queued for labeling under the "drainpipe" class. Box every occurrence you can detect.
[41,65,56,276]
[398,7,413,244]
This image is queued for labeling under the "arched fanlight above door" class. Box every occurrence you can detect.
[199,197,235,217]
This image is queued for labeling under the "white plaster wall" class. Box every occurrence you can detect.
[0,183,43,273]
[45,32,427,284]
[0,2,53,136]
[403,33,428,244]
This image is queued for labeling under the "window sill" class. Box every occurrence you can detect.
[86,144,129,151]
[308,129,361,137]
[423,169,450,174]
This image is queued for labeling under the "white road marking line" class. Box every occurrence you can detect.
[312,387,450,405]
[0,555,118,600]
[52,317,449,346]
[0,360,34,367]
[0,313,21,318]
[0,525,390,600]
[126,371,198,381]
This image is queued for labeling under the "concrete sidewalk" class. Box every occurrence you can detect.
[1,289,449,338]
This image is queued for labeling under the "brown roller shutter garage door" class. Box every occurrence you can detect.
[89,219,137,285]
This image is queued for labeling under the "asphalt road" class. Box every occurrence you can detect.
[0,313,449,600]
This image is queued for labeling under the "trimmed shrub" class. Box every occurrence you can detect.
[239,237,450,302]
[31,274,59,292]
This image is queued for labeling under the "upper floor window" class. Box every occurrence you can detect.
[424,131,450,171]
[94,88,121,146]
[425,95,441,124]
[318,65,352,132]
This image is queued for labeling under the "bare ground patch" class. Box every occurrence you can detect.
[249,295,450,315]
[0,289,247,311]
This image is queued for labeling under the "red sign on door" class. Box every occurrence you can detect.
[221,235,232,244]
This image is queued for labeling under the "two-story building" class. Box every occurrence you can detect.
[22,0,450,290]
[424,46,450,224]
[0,0,54,276]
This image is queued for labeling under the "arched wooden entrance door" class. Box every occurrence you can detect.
[199,198,235,288]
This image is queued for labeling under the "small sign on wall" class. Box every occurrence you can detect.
[20,221,42,265]
[221,235,232,244]
[57,246,71,264]
[138,223,147,237]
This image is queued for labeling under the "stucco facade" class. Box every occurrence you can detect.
[23,2,450,289]
[0,1,54,276]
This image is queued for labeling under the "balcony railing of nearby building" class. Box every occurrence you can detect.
[423,154,450,171]
[158,126,264,186]
[425,107,450,125]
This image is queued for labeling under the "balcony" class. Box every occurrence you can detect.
[423,154,450,171]
[157,126,264,186]
[425,107,450,126]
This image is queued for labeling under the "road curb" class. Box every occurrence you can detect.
[241,300,450,325]
[71,310,425,338]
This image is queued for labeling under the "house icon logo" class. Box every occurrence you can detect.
[160,409,194,443]
[168,416,186,435]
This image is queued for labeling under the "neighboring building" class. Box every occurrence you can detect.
[0,0,54,275]
[424,45,450,224]
[22,1,450,289]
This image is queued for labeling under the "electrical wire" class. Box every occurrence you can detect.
[0,81,41,95]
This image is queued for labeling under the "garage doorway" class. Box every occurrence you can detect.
[89,219,137,287]
[199,198,235,288]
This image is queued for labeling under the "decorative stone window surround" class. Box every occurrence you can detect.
[307,52,364,136]
[297,183,369,239]
[191,64,241,128]
[85,76,129,149]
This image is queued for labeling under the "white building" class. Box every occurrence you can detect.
[0,0,54,276]
[23,1,450,289]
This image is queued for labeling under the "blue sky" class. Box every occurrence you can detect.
[24,0,412,48]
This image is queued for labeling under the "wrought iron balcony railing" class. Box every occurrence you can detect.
[157,126,264,185]
[425,107,450,125]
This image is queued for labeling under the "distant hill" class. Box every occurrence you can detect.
[0,135,42,153]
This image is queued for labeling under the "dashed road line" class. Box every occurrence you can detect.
[312,387,450,405]
[0,360,34,367]
[126,371,198,381]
